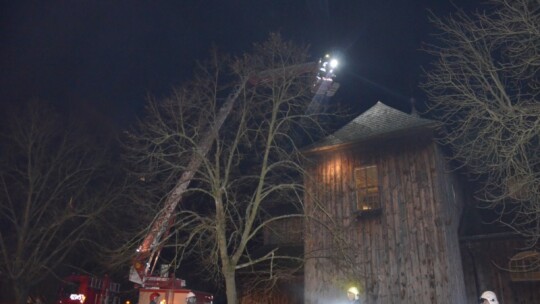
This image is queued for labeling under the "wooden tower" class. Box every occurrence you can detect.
[302,102,466,303]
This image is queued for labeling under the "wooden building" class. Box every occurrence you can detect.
[302,102,467,303]
[241,101,540,304]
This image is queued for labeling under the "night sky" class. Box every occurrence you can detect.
[1,0,482,125]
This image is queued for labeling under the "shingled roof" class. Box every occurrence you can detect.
[304,101,439,152]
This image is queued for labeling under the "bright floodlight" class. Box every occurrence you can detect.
[329,58,339,69]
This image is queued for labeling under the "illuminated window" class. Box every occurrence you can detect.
[354,165,380,213]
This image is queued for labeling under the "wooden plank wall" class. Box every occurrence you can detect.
[461,238,540,304]
[303,139,466,303]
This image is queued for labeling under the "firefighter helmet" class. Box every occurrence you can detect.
[347,287,359,296]
[480,291,498,304]
[150,293,160,302]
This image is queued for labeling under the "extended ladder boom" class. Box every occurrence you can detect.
[129,79,248,285]
[129,54,339,285]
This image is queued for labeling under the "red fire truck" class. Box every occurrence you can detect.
[56,274,120,304]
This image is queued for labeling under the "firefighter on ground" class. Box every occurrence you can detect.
[479,291,499,304]
[347,287,360,304]
[149,293,160,304]
[186,292,196,304]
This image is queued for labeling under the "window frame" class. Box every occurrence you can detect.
[353,164,382,218]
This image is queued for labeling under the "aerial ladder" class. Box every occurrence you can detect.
[129,53,340,290]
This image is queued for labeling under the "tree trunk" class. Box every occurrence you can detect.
[14,282,29,304]
[223,268,238,304]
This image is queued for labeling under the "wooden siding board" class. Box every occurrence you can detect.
[321,153,329,259]
[379,155,392,302]
[419,145,438,303]
[433,144,450,301]
[338,152,348,250]
[404,148,417,297]
[371,153,384,301]
[331,154,338,225]
[370,216,382,301]
[360,214,369,298]
[426,142,449,302]
[394,150,409,301]
[402,148,422,302]
[411,147,431,301]
[369,181,376,289]
[387,152,400,302]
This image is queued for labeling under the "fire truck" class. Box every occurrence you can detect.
[129,53,339,302]
[56,274,120,304]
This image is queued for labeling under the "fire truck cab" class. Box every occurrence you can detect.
[56,274,120,304]
[138,276,212,304]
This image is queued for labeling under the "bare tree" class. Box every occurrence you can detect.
[0,102,123,304]
[126,34,331,303]
[422,0,539,242]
